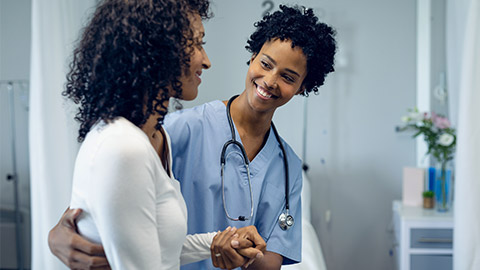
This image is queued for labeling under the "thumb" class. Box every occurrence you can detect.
[231,238,253,249]
[237,247,264,260]
[62,208,83,227]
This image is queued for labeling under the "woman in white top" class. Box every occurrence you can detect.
[61,0,264,269]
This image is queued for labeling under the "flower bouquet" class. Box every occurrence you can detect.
[399,108,456,211]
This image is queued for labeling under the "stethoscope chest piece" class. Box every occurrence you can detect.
[278,211,294,231]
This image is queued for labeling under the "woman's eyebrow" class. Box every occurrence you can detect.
[262,54,301,77]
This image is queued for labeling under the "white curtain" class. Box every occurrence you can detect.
[451,0,480,269]
[29,1,96,269]
[446,0,471,127]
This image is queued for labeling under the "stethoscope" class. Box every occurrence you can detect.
[220,95,294,231]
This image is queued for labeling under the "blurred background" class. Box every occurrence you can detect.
[1,0,477,269]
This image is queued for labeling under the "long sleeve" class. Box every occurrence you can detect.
[71,118,188,269]
[85,135,163,269]
[180,232,217,265]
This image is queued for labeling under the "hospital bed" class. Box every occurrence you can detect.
[282,172,327,270]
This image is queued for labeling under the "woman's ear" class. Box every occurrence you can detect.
[295,85,306,95]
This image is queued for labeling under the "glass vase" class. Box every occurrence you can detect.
[434,161,453,212]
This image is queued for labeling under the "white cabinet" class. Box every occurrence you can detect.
[392,201,453,270]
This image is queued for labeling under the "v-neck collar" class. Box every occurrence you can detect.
[212,100,277,176]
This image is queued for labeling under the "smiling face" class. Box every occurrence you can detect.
[245,38,307,114]
[178,13,211,101]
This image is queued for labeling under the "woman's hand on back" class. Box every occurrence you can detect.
[48,208,110,269]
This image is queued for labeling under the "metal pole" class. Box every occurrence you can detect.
[7,82,24,270]
[302,97,309,172]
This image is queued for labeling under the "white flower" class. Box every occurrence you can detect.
[401,116,410,123]
[438,133,454,146]
[409,111,424,122]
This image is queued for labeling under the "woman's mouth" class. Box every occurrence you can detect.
[254,82,276,100]
[195,71,202,83]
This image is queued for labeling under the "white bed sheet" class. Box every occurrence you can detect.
[282,172,327,270]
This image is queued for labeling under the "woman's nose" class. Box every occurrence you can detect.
[263,73,278,89]
[201,48,211,69]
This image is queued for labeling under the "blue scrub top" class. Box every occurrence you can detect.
[164,100,303,270]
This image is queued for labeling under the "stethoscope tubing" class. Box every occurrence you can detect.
[270,123,290,211]
[221,95,291,225]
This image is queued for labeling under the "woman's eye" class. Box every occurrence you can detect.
[283,75,295,83]
[261,61,271,69]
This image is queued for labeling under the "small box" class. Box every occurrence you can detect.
[402,167,425,206]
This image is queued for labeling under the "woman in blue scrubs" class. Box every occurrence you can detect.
[48,5,336,270]
[165,6,336,269]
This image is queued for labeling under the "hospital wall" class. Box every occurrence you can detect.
[182,0,417,269]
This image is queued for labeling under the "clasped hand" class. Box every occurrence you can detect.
[210,226,266,269]
[48,208,266,270]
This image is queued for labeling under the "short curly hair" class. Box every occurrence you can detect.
[63,0,211,142]
[246,5,336,96]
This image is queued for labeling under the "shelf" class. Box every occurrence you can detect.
[393,200,453,222]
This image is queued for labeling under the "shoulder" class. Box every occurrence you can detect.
[163,100,225,141]
[86,118,152,162]
[165,100,224,127]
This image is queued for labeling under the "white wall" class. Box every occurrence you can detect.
[186,1,417,269]
[304,2,416,269]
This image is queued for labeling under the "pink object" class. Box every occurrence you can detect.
[402,167,425,207]
[431,112,451,129]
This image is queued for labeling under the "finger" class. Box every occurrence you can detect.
[237,247,264,260]
[215,227,232,245]
[241,227,266,252]
[245,233,266,251]
[71,235,106,256]
[70,251,109,268]
[230,238,253,249]
[218,228,246,269]
[214,228,232,269]
[62,208,83,228]
[215,227,235,253]
[86,256,109,268]
[91,266,112,270]
[215,227,238,269]
[211,231,223,268]
[221,252,235,270]
[68,260,89,269]
[217,255,227,270]
[69,259,110,270]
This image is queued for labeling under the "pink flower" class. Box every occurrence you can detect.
[431,112,451,129]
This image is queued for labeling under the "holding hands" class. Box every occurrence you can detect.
[210,226,266,269]
[49,208,266,269]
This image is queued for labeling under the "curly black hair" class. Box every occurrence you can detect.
[63,0,211,142]
[246,5,336,96]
